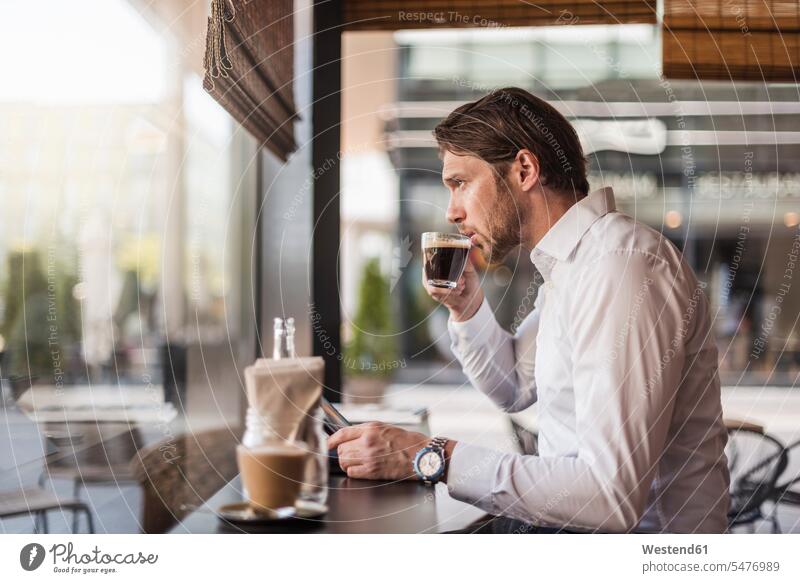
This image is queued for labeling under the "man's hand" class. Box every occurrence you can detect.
[422,250,484,322]
[327,422,429,481]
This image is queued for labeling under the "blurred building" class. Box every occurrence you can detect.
[341,25,800,387]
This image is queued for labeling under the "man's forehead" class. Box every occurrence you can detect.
[442,151,483,175]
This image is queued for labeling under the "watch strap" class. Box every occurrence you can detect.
[428,436,448,452]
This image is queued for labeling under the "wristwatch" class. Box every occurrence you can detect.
[413,436,448,485]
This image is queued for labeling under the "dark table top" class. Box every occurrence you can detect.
[4,408,481,533]
[170,473,457,534]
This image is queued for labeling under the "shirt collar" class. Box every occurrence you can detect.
[530,186,616,277]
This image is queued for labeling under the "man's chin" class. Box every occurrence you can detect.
[486,253,507,267]
[478,245,502,266]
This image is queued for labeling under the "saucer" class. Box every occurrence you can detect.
[217,500,328,526]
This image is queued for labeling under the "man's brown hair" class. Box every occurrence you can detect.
[433,87,589,197]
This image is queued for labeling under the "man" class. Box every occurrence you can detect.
[328,87,730,533]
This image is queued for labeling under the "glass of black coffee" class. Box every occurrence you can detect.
[422,232,471,289]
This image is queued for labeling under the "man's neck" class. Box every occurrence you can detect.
[524,187,581,250]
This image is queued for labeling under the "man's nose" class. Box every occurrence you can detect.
[446,197,465,224]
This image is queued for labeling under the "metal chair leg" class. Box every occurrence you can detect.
[769,506,782,534]
[71,480,82,533]
[40,511,49,534]
[68,504,95,534]
[84,507,95,534]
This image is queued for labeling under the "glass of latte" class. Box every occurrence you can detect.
[236,442,308,512]
[422,232,471,289]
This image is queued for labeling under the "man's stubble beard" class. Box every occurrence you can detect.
[481,172,530,266]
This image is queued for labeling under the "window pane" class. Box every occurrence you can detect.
[0,0,250,419]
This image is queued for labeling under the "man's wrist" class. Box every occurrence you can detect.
[442,439,457,483]
[411,437,457,483]
[450,295,484,323]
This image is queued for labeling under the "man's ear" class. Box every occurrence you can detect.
[514,149,540,192]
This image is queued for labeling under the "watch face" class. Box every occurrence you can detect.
[419,450,442,477]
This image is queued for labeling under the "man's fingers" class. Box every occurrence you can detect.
[338,453,360,471]
[431,284,459,297]
[428,290,451,303]
[328,425,364,449]
[337,443,366,467]
[345,465,372,480]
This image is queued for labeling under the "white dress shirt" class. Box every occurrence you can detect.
[446,186,730,533]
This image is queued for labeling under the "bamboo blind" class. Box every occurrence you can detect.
[663,0,800,82]
[203,0,297,160]
[343,0,657,30]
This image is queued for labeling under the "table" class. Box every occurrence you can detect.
[171,473,466,534]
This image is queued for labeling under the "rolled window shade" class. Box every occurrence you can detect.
[663,0,800,82]
[203,0,297,160]
[343,0,657,29]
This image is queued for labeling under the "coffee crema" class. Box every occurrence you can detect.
[422,232,471,289]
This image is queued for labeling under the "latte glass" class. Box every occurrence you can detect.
[237,441,308,512]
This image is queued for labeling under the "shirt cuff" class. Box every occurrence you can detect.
[447,297,495,354]
[445,441,506,511]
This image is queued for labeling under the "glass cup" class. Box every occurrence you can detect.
[236,441,308,512]
[422,232,471,289]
